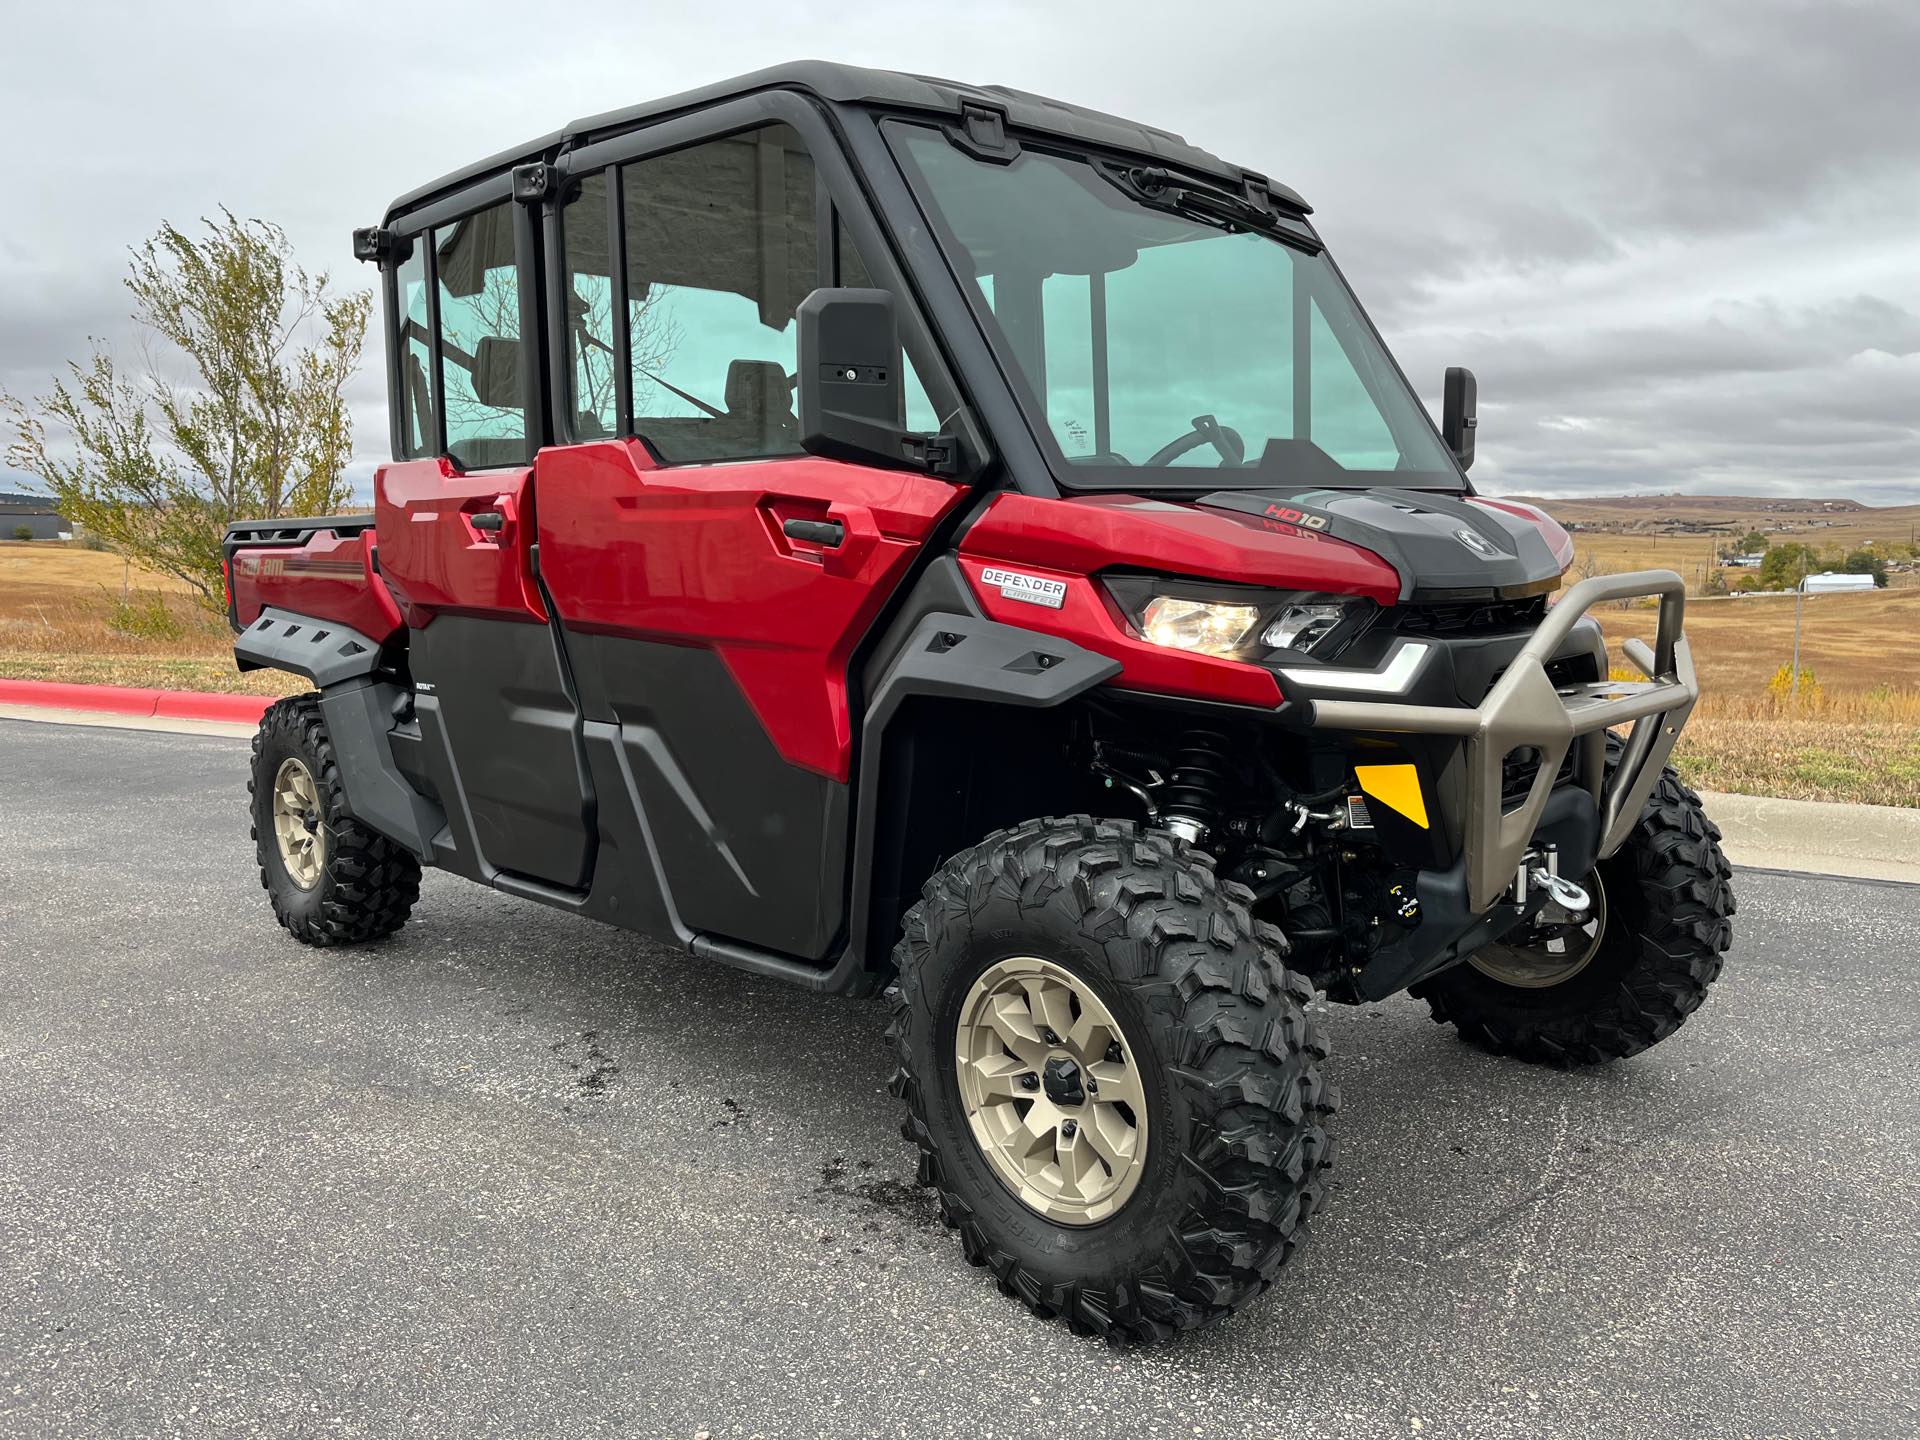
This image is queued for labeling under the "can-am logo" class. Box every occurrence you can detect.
[1262,504,1329,531]
[1453,528,1503,560]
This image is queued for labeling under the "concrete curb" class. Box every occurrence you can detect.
[0,678,271,725]
[1701,791,1920,886]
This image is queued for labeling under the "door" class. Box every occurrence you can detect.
[378,198,594,891]
[535,115,963,957]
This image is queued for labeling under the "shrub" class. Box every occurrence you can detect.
[99,587,187,642]
[11,524,32,542]
[1766,663,1822,705]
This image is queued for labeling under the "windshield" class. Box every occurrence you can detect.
[888,124,1463,492]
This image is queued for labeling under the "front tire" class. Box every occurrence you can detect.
[888,816,1337,1345]
[249,694,421,946]
[1413,760,1735,1067]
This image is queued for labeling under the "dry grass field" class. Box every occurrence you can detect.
[0,542,293,695]
[3,535,1914,805]
[1597,587,1920,806]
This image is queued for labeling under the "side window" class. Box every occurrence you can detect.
[434,202,526,469]
[836,219,939,433]
[561,174,617,438]
[620,124,817,463]
[394,240,435,457]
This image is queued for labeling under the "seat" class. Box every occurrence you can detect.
[721,359,797,454]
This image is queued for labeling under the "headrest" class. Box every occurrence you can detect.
[725,359,790,416]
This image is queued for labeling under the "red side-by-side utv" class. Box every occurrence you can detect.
[225,63,1734,1343]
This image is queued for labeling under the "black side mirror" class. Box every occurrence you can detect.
[797,288,954,474]
[1442,365,1477,472]
[472,335,522,410]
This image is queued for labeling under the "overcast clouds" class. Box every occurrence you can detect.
[3,0,1915,503]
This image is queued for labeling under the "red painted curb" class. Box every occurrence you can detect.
[0,678,270,724]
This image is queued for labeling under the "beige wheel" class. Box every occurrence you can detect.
[270,756,327,890]
[1470,874,1609,989]
[952,955,1149,1225]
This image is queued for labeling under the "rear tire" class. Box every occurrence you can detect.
[249,694,421,946]
[1413,756,1734,1067]
[887,816,1337,1345]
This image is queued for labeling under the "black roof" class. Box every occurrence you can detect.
[385,60,1307,222]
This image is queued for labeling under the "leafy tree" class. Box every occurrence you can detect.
[4,212,369,610]
[1842,547,1889,588]
[10,525,31,542]
[1735,528,1770,554]
[1758,542,1820,591]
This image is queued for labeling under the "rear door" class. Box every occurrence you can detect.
[378,192,594,891]
[535,100,965,958]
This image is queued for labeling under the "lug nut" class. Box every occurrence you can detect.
[1086,1077,1099,1093]
[1020,1073,1038,1091]
[1043,1029,1061,1046]
[1060,1120,1078,1138]
[1105,1042,1123,1064]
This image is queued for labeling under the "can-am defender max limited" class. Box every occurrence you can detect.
[225,63,1734,1343]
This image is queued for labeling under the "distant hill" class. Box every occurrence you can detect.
[1501,493,1920,546]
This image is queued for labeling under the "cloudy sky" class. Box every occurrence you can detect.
[4,0,1916,503]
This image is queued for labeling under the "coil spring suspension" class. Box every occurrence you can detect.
[1161,729,1229,845]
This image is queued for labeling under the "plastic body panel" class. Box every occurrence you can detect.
[227,527,402,640]
[374,457,547,626]
[535,438,966,782]
[956,492,1402,710]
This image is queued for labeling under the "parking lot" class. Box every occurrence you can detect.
[2,718,1916,1438]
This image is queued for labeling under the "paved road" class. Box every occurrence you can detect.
[2,718,1916,1439]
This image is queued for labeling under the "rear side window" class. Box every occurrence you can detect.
[434,202,526,469]
[560,173,618,439]
[619,125,818,463]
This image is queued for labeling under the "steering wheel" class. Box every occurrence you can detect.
[1145,413,1247,467]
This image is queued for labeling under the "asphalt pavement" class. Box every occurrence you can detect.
[1,718,1916,1439]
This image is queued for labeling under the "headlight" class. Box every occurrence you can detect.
[1104,576,1373,660]
[1263,603,1349,653]
[1139,596,1262,656]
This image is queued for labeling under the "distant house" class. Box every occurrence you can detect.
[0,491,70,540]
[1801,572,1875,594]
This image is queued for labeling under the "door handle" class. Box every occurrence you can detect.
[470,511,505,532]
[782,517,845,547]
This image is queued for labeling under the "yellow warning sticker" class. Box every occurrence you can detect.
[1354,763,1429,830]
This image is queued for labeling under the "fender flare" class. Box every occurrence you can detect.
[235,607,385,687]
[845,593,1121,976]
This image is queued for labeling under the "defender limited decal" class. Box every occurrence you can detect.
[980,566,1068,610]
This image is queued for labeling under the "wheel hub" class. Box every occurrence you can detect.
[1041,1055,1086,1107]
[271,757,327,891]
[1470,872,1609,988]
[952,956,1149,1226]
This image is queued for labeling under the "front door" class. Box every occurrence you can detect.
[534,114,962,958]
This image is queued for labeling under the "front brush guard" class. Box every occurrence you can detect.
[1306,570,1697,911]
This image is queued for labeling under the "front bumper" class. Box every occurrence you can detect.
[1290,570,1697,911]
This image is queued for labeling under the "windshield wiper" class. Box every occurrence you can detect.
[1099,163,1322,253]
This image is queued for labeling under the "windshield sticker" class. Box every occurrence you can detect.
[981,566,1068,610]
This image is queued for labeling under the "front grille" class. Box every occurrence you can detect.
[1501,744,1579,812]
[1392,595,1548,637]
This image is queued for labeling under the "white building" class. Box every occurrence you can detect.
[1800,572,1876,594]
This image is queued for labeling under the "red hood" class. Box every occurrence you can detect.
[958,492,1403,603]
